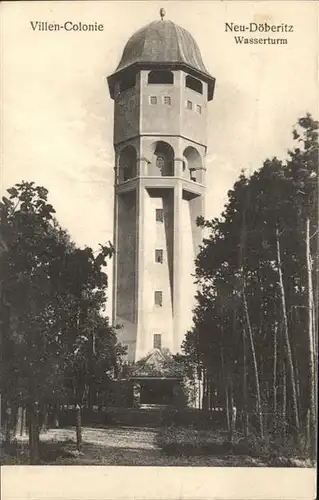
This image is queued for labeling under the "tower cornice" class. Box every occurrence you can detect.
[108,62,215,100]
[114,133,208,150]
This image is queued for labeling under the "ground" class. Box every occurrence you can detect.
[0,426,278,466]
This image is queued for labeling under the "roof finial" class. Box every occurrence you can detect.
[159,8,166,20]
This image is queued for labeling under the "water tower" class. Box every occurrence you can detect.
[107,11,215,363]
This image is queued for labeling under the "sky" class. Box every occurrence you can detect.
[1,0,318,313]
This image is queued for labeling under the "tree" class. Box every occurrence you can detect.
[0,182,65,459]
[0,181,120,461]
[287,115,318,450]
[183,115,318,453]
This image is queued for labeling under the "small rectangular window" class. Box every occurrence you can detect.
[154,291,163,307]
[153,334,162,349]
[155,249,163,263]
[186,100,193,110]
[150,96,157,105]
[156,208,164,222]
[196,104,202,114]
[163,96,171,105]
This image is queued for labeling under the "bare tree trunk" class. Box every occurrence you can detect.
[294,355,301,413]
[15,406,27,438]
[197,368,202,410]
[75,404,82,452]
[88,332,94,414]
[220,345,230,435]
[229,379,236,440]
[202,369,206,410]
[305,409,310,451]
[237,186,264,437]
[15,407,22,438]
[263,381,269,433]
[202,369,209,411]
[228,379,234,442]
[273,322,278,415]
[243,288,264,439]
[5,405,12,445]
[22,407,27,436]
[53,402,60,428]
[0,395,3,459]
[28,402,40,463]
[276,229,300,436]
[207,376,212,411]
[272,322,279,435]
[306,218,316,452]
[282,360,287,439]
[41,404,49,433]
[242,327,249,438]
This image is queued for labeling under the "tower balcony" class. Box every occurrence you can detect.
[116,175,205,199]
[115,139,207,189]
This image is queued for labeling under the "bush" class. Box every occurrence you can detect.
[160,408,227,429]
[156,427,315,465]
[230,433,315,466]
[156,427,231,456]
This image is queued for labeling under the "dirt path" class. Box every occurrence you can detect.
[41,426,160,450]
[34,426,266,466]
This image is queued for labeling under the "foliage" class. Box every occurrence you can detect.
[156,427,314,466]
[182,114,318,452]
[0,181,122,443]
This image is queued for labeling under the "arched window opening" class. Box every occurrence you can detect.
[148,70,174,85]
[119,146,137,182]
[154,142,174,176]
[183,146,202,183]
[185,75,203,94]
[119,72,136,93]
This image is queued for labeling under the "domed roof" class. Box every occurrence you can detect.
[115,20,211,77]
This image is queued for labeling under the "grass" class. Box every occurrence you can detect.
[155,426,315,467]
[0,426,315,467]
